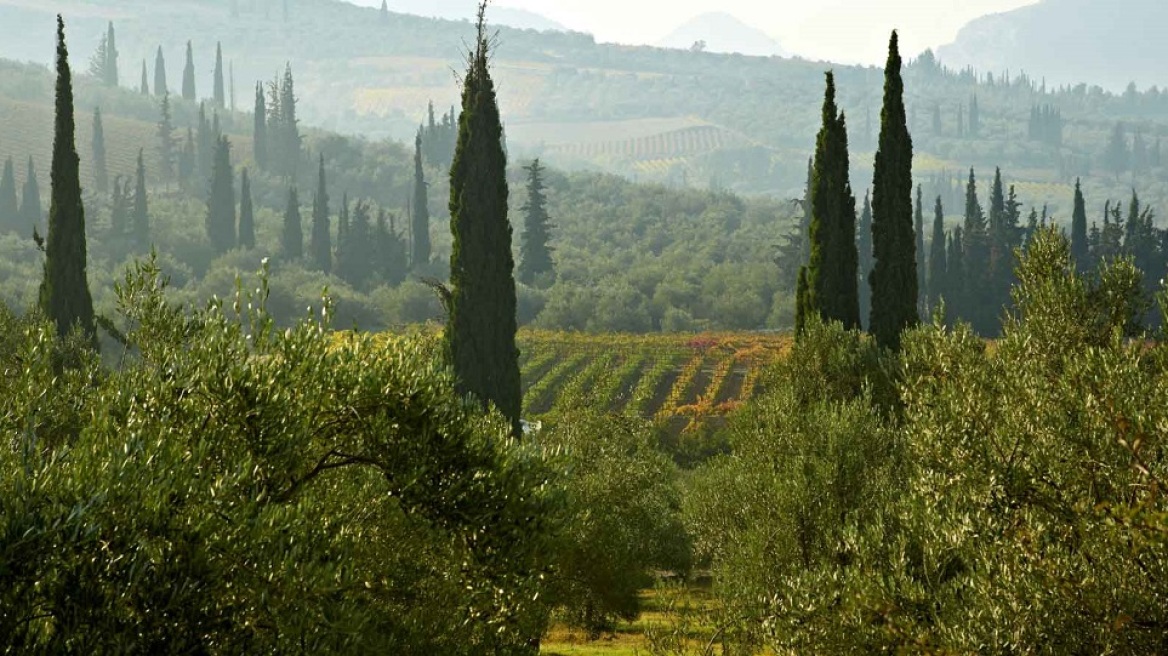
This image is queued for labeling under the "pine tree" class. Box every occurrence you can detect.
[20,157,41,235]
[238,168,255,249]
[310,155,331,272]
[206,136,236,254]
[0,158,17,233]
[927,196,946,315]
[446,3,522,437]
[182,40,196,101]
[518,159,554,286]
[857,190,873,328]
[411,131,431,269]
[88,34,108,82]
[282,186,302,260]
[39,16,96,347]
[1071,178,1089,270]
[140,60,149,95]
[153,46,167,96]
[805,71,859,329]
[156,94,176,181]
[91,107,108,195]
[132,149,149,247]
[104,22,118,87]
[868,31,917,350]
[253,83,267,170]
[915,184,926,313]
[213,42,225,109]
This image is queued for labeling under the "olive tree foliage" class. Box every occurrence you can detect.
[680,228,1168,654]
[0,257,554,654]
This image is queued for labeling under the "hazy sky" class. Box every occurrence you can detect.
[365,1,1039,65]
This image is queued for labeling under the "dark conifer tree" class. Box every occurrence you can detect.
[181,40,196,101]
[961,168,993,334]
[0,158,17,232]
[206,136,235,254]
[915,184,926,312]
[338,199,375,288]
[238,168,255,249]
[868,31,917,349]
[518,158,555,286]
[857,190,873,328]
[140,60,149,95]
[310,155,331,272]
[446,4,522,437]
[927,196,946,315]
[153,46,167,96]
[20,157,42,234]
[279,64,301,178]
[1071,178,1089,270]
[377,208,408,286]
[196,103,213,183]
[282,186,302,260]
[945,227,965,325]
[213,42,225,109]
[39,16,96,347]
[253,83,267,170]
[104,22,118,87]
[132,149,149,247]
[803,71,859,329]
[156,94,176,181]
[411,131,431,269]
[109,176,128,236]
[92,107,108,195]
[795,267,809,337]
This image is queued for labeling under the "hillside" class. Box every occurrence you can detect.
[656,12,786,58]
[938,0,1168,92]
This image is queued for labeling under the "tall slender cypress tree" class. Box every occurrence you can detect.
[91,107,108,195]
[20,157,41,234]
[206,136,236,254]
[182,41,196,101]
[946,227,965,325]
[157,94,176,181]
[282,186,302,260]
[1071,178,1089,271]
[868,31,917,349]
[795,267,809,336]
[518,158,554,286]
[310,155,331,272]
[279,65,300,179]
[238,168,255,249]
[132,149,149,248]
[804,71,859,329]
[0,158,17,232]
[411,131,431,269]
[213,42,225,109]
[253,83,267,171]
[447,3,522,437]
[39,16,96,347]
[153,46,167,96]
[104,22,118,87]
[915,185,926,312]
[961,168,993,334]
[140,60,149,95]
[927,196,946,315]
[857,189,873,329]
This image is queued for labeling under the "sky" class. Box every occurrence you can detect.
[360,1,1040,65]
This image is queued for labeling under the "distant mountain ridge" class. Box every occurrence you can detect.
[657,12,786,58]
[382,0,567,32]
[938,0,1168,91]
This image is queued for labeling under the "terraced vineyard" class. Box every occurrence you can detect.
[518,330,790,432]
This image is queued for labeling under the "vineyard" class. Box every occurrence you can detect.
[518,330,790,433]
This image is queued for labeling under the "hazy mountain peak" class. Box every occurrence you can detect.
[657,11,786,58]
[380,0,567,32]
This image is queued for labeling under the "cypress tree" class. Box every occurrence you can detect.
[446,3,522,437]
[178,127,195,189]
[213,42,225,109]
[915,184,926,313]
[868,31,917,350]
[21,157,42,235]
[946,227,965,325]
[0,158,17,232]
[961,168,993,334]
[92,107,108,195]
[253,83,267,170]
[279,65,300,179]
[196,103,212,183]
[153,46,167,96]
[104,22,118,87]
[795,267,809,336]
[39,16,96,347]
[857,190,873,328]
[518,158,554,286]
[411,131,431,269]
[206,136,236,254]
[132,149,149,248]
[310,154,331,272]
[282,186,302,260]
[182,40,196,101]
[140,60,149,95]
[157,94,176,181]
[339,199,375,288]
[1071,178,1089,271]
[927,196,946,315]
[805,71,859,329]
[109,176,128,236]
[238,168,255,249]
[377,208,409,286]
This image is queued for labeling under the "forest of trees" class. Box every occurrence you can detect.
[1,5,1167,655]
